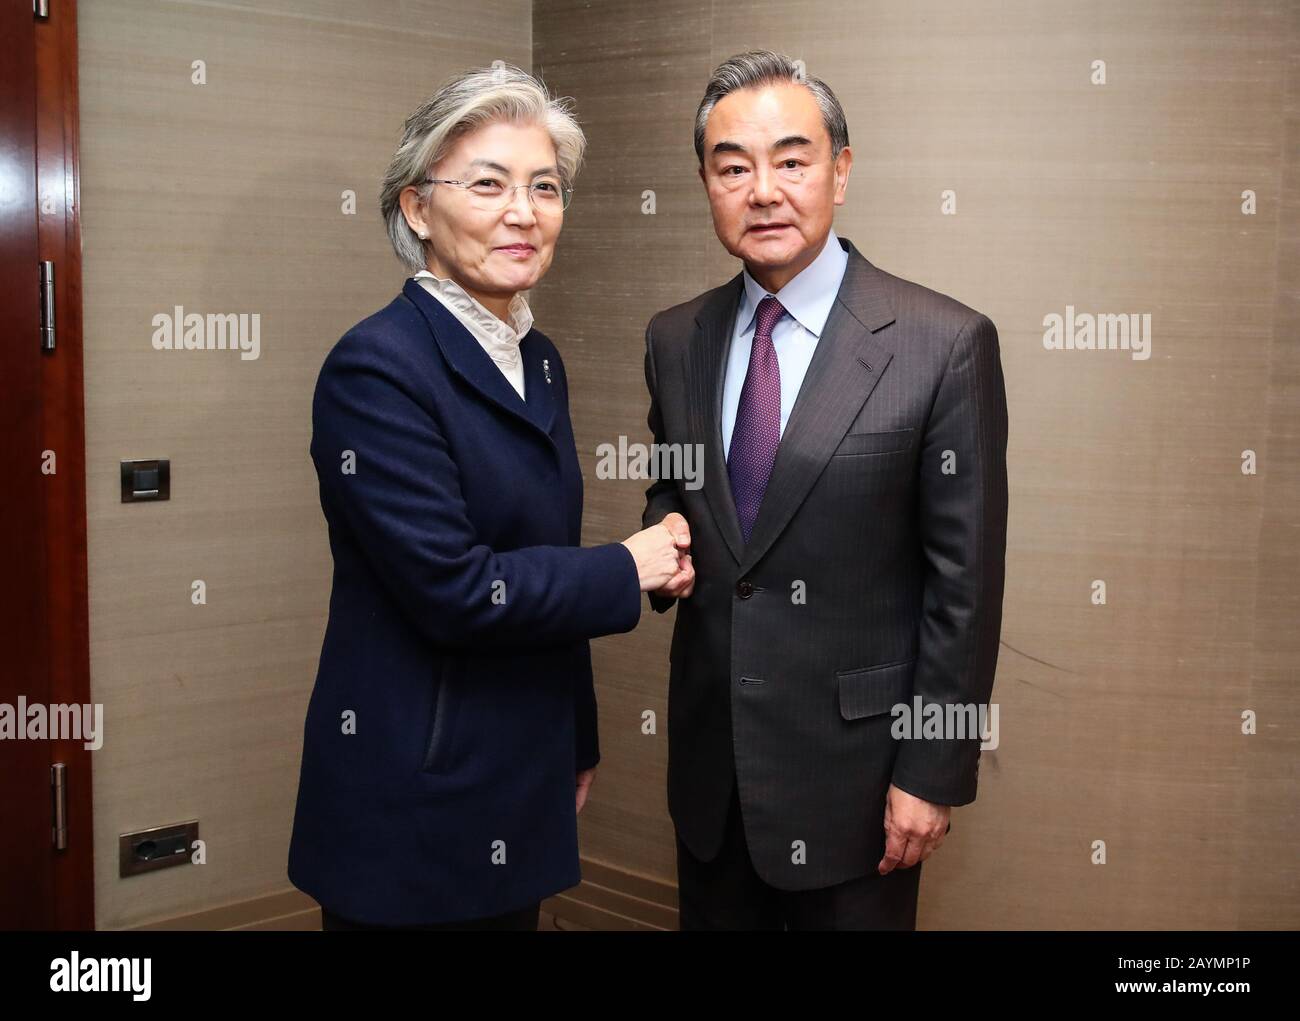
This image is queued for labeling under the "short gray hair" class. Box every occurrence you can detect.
[380,63,586,272]
[694,50,849,165]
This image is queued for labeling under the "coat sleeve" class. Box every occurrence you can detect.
[889,313,1009,806]
[550,352,602,773]
[641,313,688,615]
[572,641,600,772]
[311,335,642,651]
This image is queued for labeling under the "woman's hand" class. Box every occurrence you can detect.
[621,522,687,592]
[576,767,596,813]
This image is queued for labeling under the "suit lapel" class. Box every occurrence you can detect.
[738,241,898,574]
[402,278,556,447]
[689,274,746,565]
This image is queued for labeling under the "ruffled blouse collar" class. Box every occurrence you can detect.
[412,270,534,370]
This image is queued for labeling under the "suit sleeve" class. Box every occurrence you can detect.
[890,313,1009,806]
[641,313,689,615]
[311,337,642,651]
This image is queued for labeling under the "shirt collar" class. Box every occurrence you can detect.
[737,227,848,338]
[411,270,534,362]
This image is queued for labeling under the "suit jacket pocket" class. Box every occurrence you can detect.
[837,657,916,720]
[422,660,458,773]
[833,428,914,457]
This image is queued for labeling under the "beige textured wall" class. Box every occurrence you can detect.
[78,0,530,930]
[532,0,1300,928]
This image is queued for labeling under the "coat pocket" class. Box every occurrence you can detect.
[833,428,914,457]
[836,657,916,720]
[421,661,458,773]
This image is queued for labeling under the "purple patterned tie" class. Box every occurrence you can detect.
[728,295,785,542]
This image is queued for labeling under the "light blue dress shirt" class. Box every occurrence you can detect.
[721,228,849,458]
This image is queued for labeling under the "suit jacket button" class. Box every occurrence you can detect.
[736,580,754,599]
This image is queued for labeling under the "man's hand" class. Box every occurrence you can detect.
[576,767,597,814]
[877,783,951,874]
[653,512,695,599]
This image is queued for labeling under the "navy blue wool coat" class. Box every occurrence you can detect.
[287,278,641,925]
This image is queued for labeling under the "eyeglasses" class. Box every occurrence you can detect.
[423,176,573,212]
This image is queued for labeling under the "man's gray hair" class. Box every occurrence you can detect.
[693,50,849,165]
[380,63,586,272]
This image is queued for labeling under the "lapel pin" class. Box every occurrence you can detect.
[542,358,552,384]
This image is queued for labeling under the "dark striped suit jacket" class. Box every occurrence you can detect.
[642,236,1009,889]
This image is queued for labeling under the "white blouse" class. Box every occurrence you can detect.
[412,270,533,400]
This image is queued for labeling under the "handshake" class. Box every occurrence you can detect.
[620,513,695,599]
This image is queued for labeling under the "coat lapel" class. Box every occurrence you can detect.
[689,274,746,565]
[518,331,558,437]
[738,240,898,574]
[402,278,556,446]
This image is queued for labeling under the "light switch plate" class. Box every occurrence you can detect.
[120,458,170,502]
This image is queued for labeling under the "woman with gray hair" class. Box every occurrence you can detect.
[287,64,687,931]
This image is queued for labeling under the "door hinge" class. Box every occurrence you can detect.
[51,762,68,850]
[35,0,50,20]
[39,260,55,351]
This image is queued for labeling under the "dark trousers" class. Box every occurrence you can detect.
[321,902,540,931]
[676,779,922,931]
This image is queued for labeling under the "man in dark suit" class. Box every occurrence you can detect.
[642,51,1009,930]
